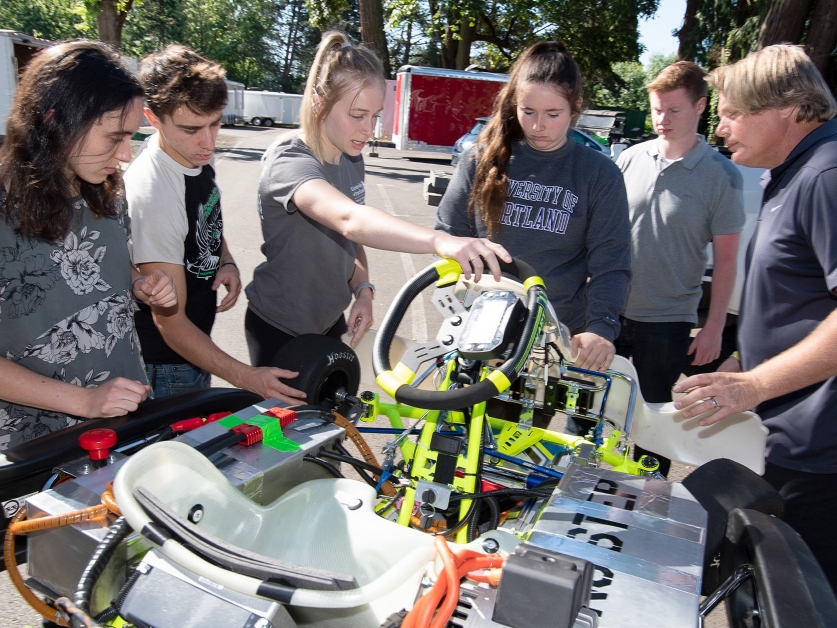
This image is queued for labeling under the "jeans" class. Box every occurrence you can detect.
[145,362,211,399]
[612,318,693,477]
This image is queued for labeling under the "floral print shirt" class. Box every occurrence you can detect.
[0,192,147,450]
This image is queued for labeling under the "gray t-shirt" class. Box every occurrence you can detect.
[617,137,745,323]
[245,137,363,336]
[0,192,147,450]
[436,139,631,341]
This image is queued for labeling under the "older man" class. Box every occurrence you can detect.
[674,45,837,592]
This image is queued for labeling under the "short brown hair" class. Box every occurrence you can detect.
[646,61,708,105]
[708,44,837,123]
[139,45,227,119]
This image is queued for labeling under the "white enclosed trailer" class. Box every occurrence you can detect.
[0,30,52,138]
[242,90,302,127]
[223,80,245,125]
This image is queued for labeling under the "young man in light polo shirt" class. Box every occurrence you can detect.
[614,61,744,476]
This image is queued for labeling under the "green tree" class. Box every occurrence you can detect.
[588,54,675,110]
[121,0,187,57]
[0,0,93,41]
[87,0,135,49]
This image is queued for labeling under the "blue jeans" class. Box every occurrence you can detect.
[145,363,211,399]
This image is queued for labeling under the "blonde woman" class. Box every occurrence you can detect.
[245,32,510,366]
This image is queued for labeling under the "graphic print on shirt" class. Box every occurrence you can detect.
[501,178,579,234]
[185,184,222,278]
[349,181,365,205]
[183,167,223,280]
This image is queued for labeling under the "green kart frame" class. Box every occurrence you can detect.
[356,257,660,543]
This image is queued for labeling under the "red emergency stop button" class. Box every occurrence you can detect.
[79,428,117,462]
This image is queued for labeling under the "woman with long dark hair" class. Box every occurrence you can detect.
[0,41,176,449]
[436,42,631,374]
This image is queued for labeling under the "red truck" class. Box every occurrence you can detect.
[392,65,508,153]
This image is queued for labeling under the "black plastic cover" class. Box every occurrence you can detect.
[492,542,593,628]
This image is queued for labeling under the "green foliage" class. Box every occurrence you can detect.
[305,0,350,30]
[685,0,768,67]
[587,52,675,127]
[0,0,94,41]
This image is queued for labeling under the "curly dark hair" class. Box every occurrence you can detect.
[0,40,143,241]
[469,41,584,237]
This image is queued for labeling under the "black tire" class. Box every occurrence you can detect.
[250,117,262,126]
[271,334,360,405]
[683,458,784,595]
[262,118,274,127]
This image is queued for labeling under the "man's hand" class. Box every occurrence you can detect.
[673,371,764,426]
[347,291,374,347]
[432,233,513,282]
[570,332,616,371]
[213,263,242,312]
[687,323,723,366]
[83,378,150,418]
[133,270,177,308]
[247,367,307,406]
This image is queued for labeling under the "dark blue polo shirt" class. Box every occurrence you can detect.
[738,118,837,473]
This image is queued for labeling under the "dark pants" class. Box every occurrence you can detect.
[245,307,347,367]
[763,462,837,595]
[614,318,693,477]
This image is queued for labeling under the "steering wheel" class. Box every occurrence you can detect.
[373,257,552,411]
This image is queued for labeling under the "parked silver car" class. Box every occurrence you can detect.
[451,117,609,165]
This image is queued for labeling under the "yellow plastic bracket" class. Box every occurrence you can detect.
[435,258,463,287]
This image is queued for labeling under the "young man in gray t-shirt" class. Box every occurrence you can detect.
[615,61,744,476]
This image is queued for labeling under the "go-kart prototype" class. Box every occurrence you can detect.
[2,258,835,628]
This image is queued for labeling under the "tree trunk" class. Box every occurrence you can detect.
[402,21,412,67]
[758,0,814,47]
[96,0,133,50]
[805,0,837,79]
[455,16,474,69]
[441,22,458,69]
[677,0,703,60]
[359,0,391,78]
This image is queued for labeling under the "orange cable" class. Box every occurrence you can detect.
[3,507,68,626]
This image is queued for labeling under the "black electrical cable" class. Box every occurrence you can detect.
[303,455,344,478]
[74,516,133,613]
[467,495,501,542]
[434,498,477,537]
[93,568,142,624]
[331,441,380,487]
[193,430,247,457]
[316,449,384,476]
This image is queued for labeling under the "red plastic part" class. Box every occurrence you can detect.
[263,407,296,428]
[170,411,232,432]
[231,424,263,446]
[78,428,117,461]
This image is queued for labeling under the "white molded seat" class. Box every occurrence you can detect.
[113,441,436,628]
[602,355,767,474]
